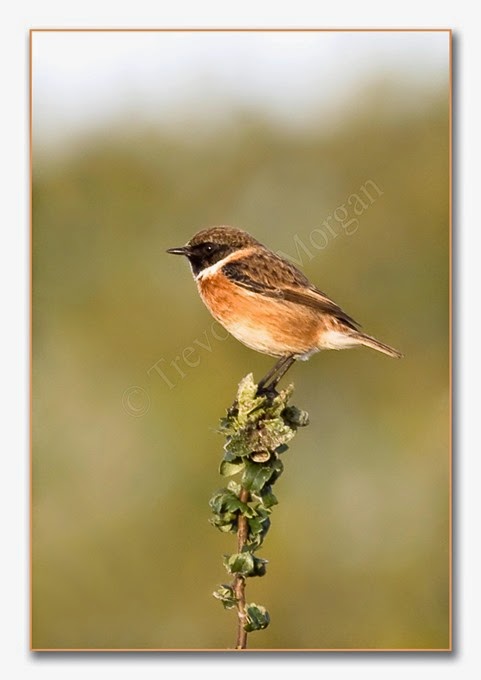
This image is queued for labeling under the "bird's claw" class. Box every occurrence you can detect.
[256,383,279,400]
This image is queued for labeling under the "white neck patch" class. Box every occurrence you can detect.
[195,247,256,282]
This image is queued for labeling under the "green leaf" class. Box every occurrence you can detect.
[259,487,278,508]
[268,459,284,485]
[227,480,241,495]
[209,488,232,514]
[224,430,255,459]
[244,603,270,632]
[209,488,253,517]
[213,584,237,610]
[246,509,271,549]
[242,460,274,493]
[252,556,268,576]
[237,373,257,401]
[236,374,266,423]
[209,512,237,532]
[242,459,284,492]
[282,405,310,428]
[258,418,294,450]
[225,497,254,517]
[247,515,265,536]
[223,552,255,576]
[220,459,245,477]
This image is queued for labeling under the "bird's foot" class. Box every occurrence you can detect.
[256,383,279,400]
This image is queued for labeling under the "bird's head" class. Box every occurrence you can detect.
[167,225,261,276]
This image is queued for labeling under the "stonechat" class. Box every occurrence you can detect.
[167,226,402,390]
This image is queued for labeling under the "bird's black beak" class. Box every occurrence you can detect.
[166,246,191,256]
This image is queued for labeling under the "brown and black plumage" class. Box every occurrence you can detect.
[167,226,402,389]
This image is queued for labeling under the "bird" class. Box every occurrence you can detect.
[167,226,402,392]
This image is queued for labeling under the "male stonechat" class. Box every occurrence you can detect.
[167,226,402,390]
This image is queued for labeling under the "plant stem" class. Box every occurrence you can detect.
[234,487,250,650]
[211,374,309,647]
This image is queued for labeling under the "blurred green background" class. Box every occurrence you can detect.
[32,32,450,650]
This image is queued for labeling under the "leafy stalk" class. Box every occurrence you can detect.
[210,374,309,649]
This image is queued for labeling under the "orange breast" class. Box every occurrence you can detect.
[197,272,322,357]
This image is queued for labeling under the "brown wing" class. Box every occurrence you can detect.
[222,249,360,330]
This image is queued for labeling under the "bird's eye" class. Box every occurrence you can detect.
[205,244,214,253]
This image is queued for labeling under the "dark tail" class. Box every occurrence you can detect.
[352,332,403,359]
